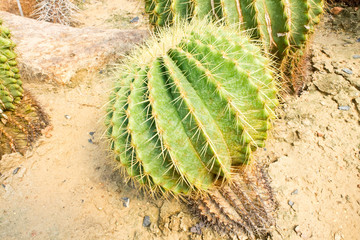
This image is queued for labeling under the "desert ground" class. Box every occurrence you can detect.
[0,1,359,240]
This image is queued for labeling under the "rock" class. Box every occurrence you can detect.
[143,216,151,227]
[121,197,130,208]
[0,11,148,85]
[342,68,353,75]
[331,7,344,15]
[294,225,301,234]
[291,189,299,195]
[333,91,351,107]
[338,106,351,111]
[334,232,343,240]
[288,200,294,207]
[353,55,360,59]
[313,73,344,95]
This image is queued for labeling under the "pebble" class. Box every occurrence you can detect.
[357,38,360,42]
[338,106,350,111]
[294,225,301,234]
[143,216,151,227]
[288,200,294,207]
[353,55,360,59]
[88,139,94,144]
[121,197,130,207]
[342,68,353,74]
[13,167,20,175]
[130,16,139,23]
[291,189,299,195]
[334,232,343,240]
[64,115,71,119]
[190,224,202,235]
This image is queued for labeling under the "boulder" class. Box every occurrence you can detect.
[0,11,148,85]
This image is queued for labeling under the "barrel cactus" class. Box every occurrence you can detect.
[0,19,23,111]
[0,20,49,159]
[106,20,278,196]
[145,0,324,60]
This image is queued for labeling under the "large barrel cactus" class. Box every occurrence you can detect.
[0,19,23,111]
[106,21,278,196]
[145,0,324,60]
[0,20,49,159]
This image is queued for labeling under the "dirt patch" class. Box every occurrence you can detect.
[0,0,37,17]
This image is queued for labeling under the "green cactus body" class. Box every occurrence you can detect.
[106,21,278,195]
[0,20,23,111]
[145,0,324,63]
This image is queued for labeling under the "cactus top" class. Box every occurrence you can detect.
[0,19,23,111]
[106,20,278,195]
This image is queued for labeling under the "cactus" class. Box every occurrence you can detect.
[145,0,324,73]
[32,0,79,26]
[0,20,49,159]
[106,20,278,196]
[0,19,23,111]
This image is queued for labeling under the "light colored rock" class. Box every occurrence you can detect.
[0,11,148,85]
[313,73,344,95]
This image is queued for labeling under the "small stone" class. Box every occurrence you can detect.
[89,131,95,136]
[13,167,20,175]
[330,7,344,15]
[342,68,353,75]
[88,139,93,144]
[121,197,130,207]
[64,115,71,119]
[130,16,139,23]
[353,55,360,59]
[357,38,360,42]
[143,216,151,227]
[288,200,294,207]
[294,225,301,234]
[338,106,350,111]
[190,224,202,235]
[334,232,343,240]
[291,189,299,195]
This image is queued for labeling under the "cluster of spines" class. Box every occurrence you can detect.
[106,22,278,196]
[145,0,324,61]
[0,19,23,111]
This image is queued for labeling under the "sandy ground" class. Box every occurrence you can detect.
[0,1,360,240]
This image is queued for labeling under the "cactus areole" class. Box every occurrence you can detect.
[106,21,278,196]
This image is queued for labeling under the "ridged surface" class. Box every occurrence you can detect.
[193,163,277,239]
[0,19,23,111]
[106,21,278,196]
[0,91,49,159]
[145,0,324,62]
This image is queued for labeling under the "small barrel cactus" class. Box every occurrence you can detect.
[0,19,23,111]
[0,20,49,159]
[145,0,324,61]
[106,20,278,196]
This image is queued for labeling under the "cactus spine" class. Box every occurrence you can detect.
[0,19,23,111]
[106,21,278,196]
[145,0,324,61]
